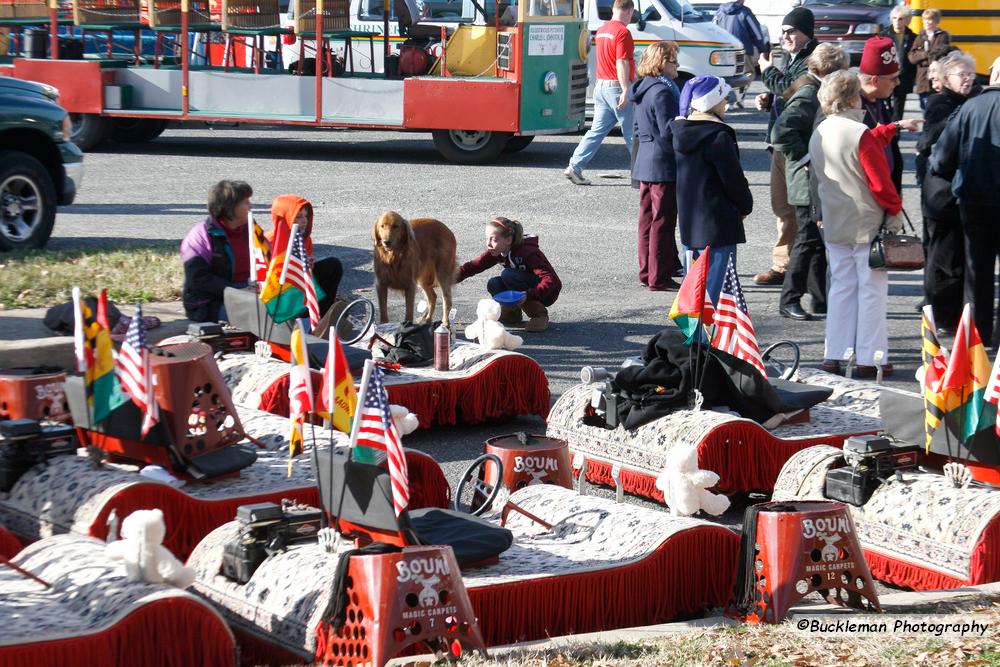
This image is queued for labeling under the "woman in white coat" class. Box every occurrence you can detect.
[809,70,919,378]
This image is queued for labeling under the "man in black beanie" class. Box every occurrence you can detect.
[751,6,818,288]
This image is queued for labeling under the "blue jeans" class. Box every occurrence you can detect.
[487,268,540,298]
[568,79,634,172]
[684,245,736,306]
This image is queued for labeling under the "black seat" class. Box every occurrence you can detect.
[314,446,513,566]
[223,287,370,371]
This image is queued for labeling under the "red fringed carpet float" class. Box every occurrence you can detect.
[217,341,550,428]
[188,484,739,664]
[0,407,449,560]
[0,534,236,667]
[774,445,1000,590]
[547,369,883,499]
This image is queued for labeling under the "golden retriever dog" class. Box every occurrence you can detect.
[373,211,457,327]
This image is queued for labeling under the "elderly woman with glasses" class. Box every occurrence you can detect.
[629,40,683,291]
[810,70,907,378]
[918,51,980,336]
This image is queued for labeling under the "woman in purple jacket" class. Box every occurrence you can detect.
[455,217,561,333]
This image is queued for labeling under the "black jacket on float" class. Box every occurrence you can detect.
[667,113,753,249]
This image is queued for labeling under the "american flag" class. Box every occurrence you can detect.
[983,349,1000,437]
[282,227,321,329]
[354,365,409,517]
[115,304,159,436]
[711,255,766,376]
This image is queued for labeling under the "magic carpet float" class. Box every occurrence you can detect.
[210,288,550,428]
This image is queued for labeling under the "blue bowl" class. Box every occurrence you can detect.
[493,290,526,305]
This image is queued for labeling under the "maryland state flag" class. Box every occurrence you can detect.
[259,223,325,324]
[287,321,313,475]
[920,305,953,452]
[316,329,357,433]
[668,249,715,345]
[939,304,996,444]
[75,288,127,424]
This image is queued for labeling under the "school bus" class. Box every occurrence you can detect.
[909,0,1000,76]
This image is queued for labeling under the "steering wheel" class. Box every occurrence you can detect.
[335,299,375,345]
[762,341,801,380]
[452,454,504,516]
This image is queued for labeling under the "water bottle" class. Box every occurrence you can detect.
[434,322,451,371]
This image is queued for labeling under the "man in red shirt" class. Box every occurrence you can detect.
[563,0,635,185]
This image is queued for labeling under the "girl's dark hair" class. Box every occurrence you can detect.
[207,180,253,221]
[488,216,523,246]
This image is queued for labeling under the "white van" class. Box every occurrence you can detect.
[582,0,751,97]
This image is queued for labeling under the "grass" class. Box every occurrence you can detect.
[0,243,183,309]
[438,594,1000,667]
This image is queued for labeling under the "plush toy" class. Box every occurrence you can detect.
[390,404,419,436]
[105,509,195,589]
[464,299,523,351]
[655,444,731,517]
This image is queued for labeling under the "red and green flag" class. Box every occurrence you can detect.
[259,223,325,324]
[668,248,715,345]
[939,304,996,444]
[77,288,127,424]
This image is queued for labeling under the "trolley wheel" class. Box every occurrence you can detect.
[431,129,511,165]
[69,113,112,151]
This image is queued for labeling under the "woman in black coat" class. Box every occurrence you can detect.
[629,40,682,291]
[668,75,753,303]
[919,51,979,336]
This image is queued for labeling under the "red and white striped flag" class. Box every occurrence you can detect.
[115,304,159,437]
[352,364,409,517]
[280,225,321,330]
[983,350,1000,437]
[711,255,766,376]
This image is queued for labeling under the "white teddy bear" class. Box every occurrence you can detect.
[464,299,523,351]
[105,509,195,589]
[655,444,731,517]
[389,404,419,436]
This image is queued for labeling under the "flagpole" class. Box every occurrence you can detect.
[327,328,336,447]
[247,208,255,288]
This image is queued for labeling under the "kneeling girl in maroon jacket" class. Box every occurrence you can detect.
[456,217,561,332]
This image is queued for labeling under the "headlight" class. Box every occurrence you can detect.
[543,71,558,93]
[853,23,879,35]
[709,50,736,66]
[578,30,590,61]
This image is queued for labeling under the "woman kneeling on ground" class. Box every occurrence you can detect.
[180,179,254,322]
[455,217,561,332]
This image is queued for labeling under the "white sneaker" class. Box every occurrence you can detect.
[563,166,591,186]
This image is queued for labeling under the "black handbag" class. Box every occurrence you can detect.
[869,210,923,271]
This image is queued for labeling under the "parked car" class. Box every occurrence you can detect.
[803,0,894,66]
[0,77,83,250]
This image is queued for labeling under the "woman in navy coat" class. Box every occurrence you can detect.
[668,75,753,303]
[629,41,682,291]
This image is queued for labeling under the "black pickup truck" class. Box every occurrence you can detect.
[804,0,895,66]
[0,76,83,250]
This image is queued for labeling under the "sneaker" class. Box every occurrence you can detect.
[563,166,591,186]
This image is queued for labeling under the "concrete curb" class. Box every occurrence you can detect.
[0,301,192,369]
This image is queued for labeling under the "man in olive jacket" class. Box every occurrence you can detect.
[768,44,849,321]
[752,6,818,287]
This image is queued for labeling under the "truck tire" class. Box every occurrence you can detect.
[69,113,112,151]
[0,150,58,251]
[432,130,511,165]
[503,135,534,154]
[112,118,168,143]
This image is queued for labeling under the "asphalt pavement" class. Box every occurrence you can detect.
[2,82,929,506]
